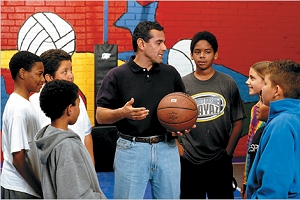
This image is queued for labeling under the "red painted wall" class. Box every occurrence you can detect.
[2,1,300,76]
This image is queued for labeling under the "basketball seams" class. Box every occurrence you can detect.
[158,115,198,124]
[159,92,197,107]
[157,107,196,111]
[157,92,198,132]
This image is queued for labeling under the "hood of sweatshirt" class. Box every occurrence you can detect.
[268,98,300,123]
[35,125,81,165]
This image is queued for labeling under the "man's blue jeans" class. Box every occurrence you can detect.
[113,136,180,199]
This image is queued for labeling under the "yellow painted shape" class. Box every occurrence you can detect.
[1,50,124,126]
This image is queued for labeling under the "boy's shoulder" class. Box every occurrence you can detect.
[215,70,235,80]
[40,126,81,143]
[181,70,235,84]
[4,93,31,112]
[182,72,193,80]
[29,91,40,102]
[53,139,86,164]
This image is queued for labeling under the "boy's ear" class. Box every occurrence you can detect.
[275,85,284,98]
[18,68,26,80]
[45,74,54,82]
[66,105,72,116]
[214,52,218,60]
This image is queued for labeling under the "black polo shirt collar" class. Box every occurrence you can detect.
[129,56,161,73]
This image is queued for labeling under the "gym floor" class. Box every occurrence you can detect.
[0,160,244,199]
[97,160,245,199]
[233,162,244,198]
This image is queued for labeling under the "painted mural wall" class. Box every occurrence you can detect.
[1,0,300,157]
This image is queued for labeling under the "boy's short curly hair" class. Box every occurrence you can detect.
[40,79,79,121]
[9,51,42,80]
[40,49,72,79]
[190,31,218,53]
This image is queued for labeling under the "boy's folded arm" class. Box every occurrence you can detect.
[12,150,43,197]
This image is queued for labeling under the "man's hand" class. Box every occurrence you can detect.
[124,98,149,120]
[96,98,149,124]
[170,124,196,137]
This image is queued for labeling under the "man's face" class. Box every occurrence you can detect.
[143,29,167,63]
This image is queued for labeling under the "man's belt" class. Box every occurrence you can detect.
[118,132,176,144]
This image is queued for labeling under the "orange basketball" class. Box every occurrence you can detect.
[157,92,198,132]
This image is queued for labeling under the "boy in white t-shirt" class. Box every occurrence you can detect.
[29,49,95,165]
[1,51,44,198]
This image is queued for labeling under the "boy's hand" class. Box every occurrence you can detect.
[175,139,184,156]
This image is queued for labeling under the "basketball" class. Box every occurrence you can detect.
[157,92,198,132]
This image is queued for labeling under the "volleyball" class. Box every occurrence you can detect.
[17,12,76,56]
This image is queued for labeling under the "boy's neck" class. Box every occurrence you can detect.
[14,83,30,100]
[51,119,69,131]
[194,68,215,81]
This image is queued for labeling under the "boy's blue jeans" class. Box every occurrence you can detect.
[113,136,180,199]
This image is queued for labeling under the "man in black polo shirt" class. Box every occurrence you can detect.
[96,21,186,199]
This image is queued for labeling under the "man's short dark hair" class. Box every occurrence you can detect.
[40,79,79,121]
[132,21,164,52]
[9,51,42,80]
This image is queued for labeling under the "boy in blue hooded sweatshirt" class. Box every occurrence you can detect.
[34,80,106,199]
[246,59,300,198]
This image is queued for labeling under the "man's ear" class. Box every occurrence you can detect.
[45,74,53,82]
[137,38,145,50]
[214,52,218,60]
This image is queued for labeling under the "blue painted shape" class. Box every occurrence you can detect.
[103,0,108,43]
[115,0,158,35]
[1,75,10,130]
[213,64,258,103]
[118,51,133,62]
